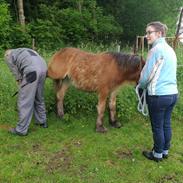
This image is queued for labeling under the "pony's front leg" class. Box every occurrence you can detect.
[56,81,69,118]
[109,91,122,128]
[96,93,108,133]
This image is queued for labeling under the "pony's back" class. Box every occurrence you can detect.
[47,48,95,79]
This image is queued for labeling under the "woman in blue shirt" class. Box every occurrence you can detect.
[138,21,178,162]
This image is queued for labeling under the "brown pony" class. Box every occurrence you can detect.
[47,47,145,132]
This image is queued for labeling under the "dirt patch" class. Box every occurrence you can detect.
[0,124,11,130]
[32,143,42,152]
[46,147,73,173]
[105,160,116,167]
[45,139,83,174]
[114,149,133,159]
[158,174,177,183]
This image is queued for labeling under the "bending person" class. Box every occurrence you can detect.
[4,48,48,136]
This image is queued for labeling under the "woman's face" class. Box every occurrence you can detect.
[145,25,161,45]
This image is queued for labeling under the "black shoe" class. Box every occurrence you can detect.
[35,122,48,128]
[9,128,27,136]
[40,122,48,128]
[109,121,122,128]
[142,151,162,162]
[163,154,168,159]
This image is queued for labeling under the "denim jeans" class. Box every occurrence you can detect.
[147,94,178,154]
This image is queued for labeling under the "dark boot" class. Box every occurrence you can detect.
[9,128,27,136]
[40,122,48,128]
[142,151,162,162]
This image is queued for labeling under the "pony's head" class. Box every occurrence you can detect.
[109,52,145,83]
[127,54,145,84]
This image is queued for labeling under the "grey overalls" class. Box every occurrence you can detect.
[6,48,47,135]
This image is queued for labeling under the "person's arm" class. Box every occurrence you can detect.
[6,60,22,82]
[138,48,163,89]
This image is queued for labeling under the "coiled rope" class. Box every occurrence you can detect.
[135,84,148,116]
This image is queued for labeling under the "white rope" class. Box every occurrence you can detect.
[135,84,148,116]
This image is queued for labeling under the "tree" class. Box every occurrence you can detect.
[17,0,25,29]
[2,0,181,49]
[0,2,12,49]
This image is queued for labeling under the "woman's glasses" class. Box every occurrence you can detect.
[146,31,157,35]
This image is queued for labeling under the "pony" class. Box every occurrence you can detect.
[47,47,145,133]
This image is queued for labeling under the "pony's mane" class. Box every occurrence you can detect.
[107,52,141,68]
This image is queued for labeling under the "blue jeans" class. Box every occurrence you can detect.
[147,94,178,154]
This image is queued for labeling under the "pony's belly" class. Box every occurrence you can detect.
[71,78,98,92]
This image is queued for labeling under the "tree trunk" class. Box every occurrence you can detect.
[77,0,83,13]
[17,0,25,29]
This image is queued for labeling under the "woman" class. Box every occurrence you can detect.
[138,21,178,162]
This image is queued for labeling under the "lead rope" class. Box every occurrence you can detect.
[135,84,148,116]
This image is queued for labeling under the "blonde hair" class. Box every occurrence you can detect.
[147,21,168,37]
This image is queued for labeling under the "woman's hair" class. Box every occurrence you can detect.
[4,49,12,61]
[147,21,168,37]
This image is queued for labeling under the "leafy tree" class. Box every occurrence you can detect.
[97,0,182,43]
[28,2,122,48]
[0,2,12,49]
[1,0,182,49]
[9,25,32,48]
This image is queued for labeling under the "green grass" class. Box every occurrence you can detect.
[1,48,183,183]
[1,114,183,183]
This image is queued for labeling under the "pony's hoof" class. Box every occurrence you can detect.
[57,112,64,118]
[96,126,108,133]
[109,121,122,128]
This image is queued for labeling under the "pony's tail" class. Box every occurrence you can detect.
[54,79,62,92]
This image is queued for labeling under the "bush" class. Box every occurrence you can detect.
[0,3,32,49]
[9,25,32,48]
[29,19,65,50]
[45,80,98,115]
[45,77,138,122]
[27,3,122,48]
[0,3,12,49]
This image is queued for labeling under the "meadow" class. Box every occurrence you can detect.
[0,46,183,183]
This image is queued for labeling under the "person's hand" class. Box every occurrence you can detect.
[16,80,21,85]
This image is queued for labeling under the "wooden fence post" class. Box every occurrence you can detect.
[32,38,35,50]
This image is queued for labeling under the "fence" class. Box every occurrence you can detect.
[136,36,183,63]
[136,36,183,51]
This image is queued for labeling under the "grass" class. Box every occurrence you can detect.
[1,47,183,183]
[1,113,183,183]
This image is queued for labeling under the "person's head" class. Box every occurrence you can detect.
[4,49,12,62]
[145,21,168,45]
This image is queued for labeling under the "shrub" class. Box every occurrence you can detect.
[45,78,137,122]
[9,25,32,48]
[0,3,12,49]
[29,19,65,50]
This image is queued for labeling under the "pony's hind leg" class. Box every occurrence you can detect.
[109,91,122,128]
[56,78,70,118]
[96,92,108,133]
